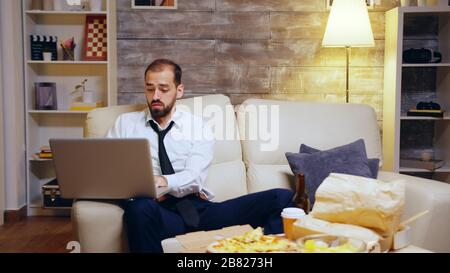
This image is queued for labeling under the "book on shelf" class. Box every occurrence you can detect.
[34,146,53,160]
[407,109,445,118]
[400,157,445,171]
[69,101,103,111]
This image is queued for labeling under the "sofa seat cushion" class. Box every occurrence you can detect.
[206,160,248,202]
[246,164,295,194]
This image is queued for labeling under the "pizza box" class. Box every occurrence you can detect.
[174,225,254,253]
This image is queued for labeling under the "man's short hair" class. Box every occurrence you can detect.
[145,59,182,87]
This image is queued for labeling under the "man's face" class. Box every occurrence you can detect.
[145,68,184,119]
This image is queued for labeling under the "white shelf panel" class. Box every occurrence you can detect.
[26,10,107,15]
[399,6,450,13]
[399,164,450,173]
[400,115,450,120]
[29,158,53,162]
[402,63,450,67]
[29,110,90,115]
[28,61,108,65]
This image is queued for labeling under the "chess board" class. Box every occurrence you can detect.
[83,15,107,61]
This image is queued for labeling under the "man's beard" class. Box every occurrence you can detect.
[148,98,176,119]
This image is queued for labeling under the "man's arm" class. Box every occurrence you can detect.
[163,124,215,198]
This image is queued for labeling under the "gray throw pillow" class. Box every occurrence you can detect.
[300,143,380,178]
[285,139,373,207]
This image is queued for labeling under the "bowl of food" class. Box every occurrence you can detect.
[297,234,380,253]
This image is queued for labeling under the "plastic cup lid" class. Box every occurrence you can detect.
[281,207,306,218]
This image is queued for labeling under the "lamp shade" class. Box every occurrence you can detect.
[322,0,375,47]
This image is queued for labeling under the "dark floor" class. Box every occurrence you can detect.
[0,217,73,253]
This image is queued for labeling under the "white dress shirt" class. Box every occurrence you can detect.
[106,106,216,200]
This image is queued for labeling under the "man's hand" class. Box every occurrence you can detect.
[155,176,168,188]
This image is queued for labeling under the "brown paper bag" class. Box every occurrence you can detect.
[311,173,405,236]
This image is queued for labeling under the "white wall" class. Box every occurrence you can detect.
[0,6,5,225]
[0,0,27,211]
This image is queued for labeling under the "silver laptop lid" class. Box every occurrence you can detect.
[50,138,166,199]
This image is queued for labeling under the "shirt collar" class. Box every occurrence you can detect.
[145,105,183,130]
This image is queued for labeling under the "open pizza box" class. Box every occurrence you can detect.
[175,225,254,253]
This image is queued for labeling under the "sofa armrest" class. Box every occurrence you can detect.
[72,200,128,253]
[377,171,450,253]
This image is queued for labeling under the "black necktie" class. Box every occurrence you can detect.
[149,120,175,175]
[149,119,200,228]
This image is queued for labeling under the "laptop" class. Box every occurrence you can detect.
[49,138,170,200]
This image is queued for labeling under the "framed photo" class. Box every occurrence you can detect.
[327,0,374,10]
[35,82,57,110]
[131,0,177,10]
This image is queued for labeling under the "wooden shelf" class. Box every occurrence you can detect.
[399,164,450,173]
[26,10,107,15]
[29,158,53,162]
[28,110,90,115]
[27,60,108,65]
[402,63,450,67]
[400,114,450,120]
[398,6,450,13]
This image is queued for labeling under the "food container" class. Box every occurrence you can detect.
[297,234,380,253]
[393,226,412,250]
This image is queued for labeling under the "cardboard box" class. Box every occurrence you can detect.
[174,225,254,253]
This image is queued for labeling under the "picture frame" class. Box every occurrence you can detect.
[327,0,374,10]
[35,82,57,110]
[131,0,177,10]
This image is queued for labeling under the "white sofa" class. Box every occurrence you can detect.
[72,95,450,253]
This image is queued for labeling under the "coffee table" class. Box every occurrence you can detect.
[161,236,433,253]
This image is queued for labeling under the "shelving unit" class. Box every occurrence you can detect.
[383,6,450,183]
[22,0,117,216]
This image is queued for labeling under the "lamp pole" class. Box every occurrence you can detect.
[346,46,350,103]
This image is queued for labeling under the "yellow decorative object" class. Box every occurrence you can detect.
[69,101,103,111]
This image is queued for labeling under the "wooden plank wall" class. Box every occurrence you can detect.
[117,0,402,123]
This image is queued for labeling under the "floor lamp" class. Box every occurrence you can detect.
[322,0,375,103]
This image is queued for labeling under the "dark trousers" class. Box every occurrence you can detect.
[123,188,296,253]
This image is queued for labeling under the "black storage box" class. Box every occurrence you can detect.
[42,179,73,208]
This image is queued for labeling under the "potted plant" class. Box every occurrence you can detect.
[71,79,94,103]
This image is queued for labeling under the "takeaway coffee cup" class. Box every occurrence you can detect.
[281,208,306,240]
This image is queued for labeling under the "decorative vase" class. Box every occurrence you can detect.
[89,0,103,11]
[82,90,95,103]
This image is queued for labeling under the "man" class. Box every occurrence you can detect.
[107,59,296,253]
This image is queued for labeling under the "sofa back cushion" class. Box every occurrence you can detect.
[237,99,382,166]
[238,99,382,194]
[84,94,247,201]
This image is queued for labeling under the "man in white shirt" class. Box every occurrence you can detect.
[107,59,296,253]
